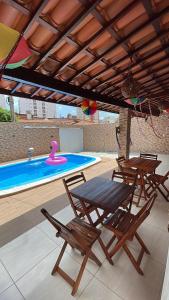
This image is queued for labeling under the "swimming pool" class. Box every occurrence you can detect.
[0,154,100,196]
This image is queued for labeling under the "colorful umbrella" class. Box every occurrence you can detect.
[81,99,97,115]
[0,23,31,70]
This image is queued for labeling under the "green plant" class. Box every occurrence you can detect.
[0,107,12,122]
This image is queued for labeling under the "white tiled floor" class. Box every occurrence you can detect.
[0,154,169,300]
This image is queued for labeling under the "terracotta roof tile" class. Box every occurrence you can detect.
[0,0,169,115]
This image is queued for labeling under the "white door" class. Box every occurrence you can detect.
[59,128,83,152]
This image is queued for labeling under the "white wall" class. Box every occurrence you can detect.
[59,128,83,152]
[0,95,8,109]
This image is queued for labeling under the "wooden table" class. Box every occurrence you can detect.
[123,157,161,205]
[70,177,134,225]
[123,157,161,173]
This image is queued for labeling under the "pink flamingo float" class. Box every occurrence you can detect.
[45,140,67,166]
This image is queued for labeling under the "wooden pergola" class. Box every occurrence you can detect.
[0,0,169,116]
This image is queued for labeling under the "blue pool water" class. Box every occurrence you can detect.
[0,154,98,194]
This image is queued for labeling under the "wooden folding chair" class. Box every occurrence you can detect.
[63,172,102,225]
[41,208,102,296]
[147,171,169,202]
[116,156,137,175]
[140,153,158,160]
[102,192,157,275]
[63,173,114,265]
[111,170,137,211]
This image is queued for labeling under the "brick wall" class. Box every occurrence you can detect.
[0,122,60,163]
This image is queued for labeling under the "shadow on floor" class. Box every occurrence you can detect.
[0,169,113,248]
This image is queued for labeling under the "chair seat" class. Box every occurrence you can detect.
[103,208,134,235]
[148,173,166,184]
[67,218,101,249]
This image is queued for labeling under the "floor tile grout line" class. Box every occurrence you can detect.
[13,282,26,300]
[14,247,58,284]
[0,258,15,296]
[2,246,57,285]
[77,273,98,299]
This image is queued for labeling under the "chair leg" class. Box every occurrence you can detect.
[162,183,169,195]
[158,186,169,202]
[71,250,90,296]
[89,251,102,267]
[106,235,116,250]
[135,232,150,255]
[52,241,67,275]
[95,208,101,218]
[123,244,144,275]
[98,237,113,265]
[136,186,143,207]
[95,208,105,226]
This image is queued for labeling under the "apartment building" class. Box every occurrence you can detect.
[18,98,57,119]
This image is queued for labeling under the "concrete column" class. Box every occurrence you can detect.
[118,108,131,159]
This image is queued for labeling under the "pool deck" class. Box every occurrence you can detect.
[0,153,169,300]
[0,155,116,226]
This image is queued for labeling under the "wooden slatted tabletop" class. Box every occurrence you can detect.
[123,157,161,173]
[70,177,134,212]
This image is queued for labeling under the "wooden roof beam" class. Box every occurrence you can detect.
[68,5,169,82]
[3,67,127,107]
[2,68,160,116]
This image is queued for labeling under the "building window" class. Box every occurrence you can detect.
[34,110,37,117]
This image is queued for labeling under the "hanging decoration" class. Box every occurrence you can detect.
[121,59,168,138]
[121,73,147,106]
[81,99,97,116]
[121,73,140,98]
[125,96,146,106]
[0,23,31,75]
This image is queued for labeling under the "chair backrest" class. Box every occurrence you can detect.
[130,192,157,235]
[116,156,126,171]
[140,153,158,160]
[41,208,93,252]
[63,172,86,214]
[112,171,137,209]
[41,208,71,237]
[112,170,138,187]
[41,208,83,249]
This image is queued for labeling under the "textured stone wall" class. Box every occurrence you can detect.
[118,108,131,159]
[83,116,169,154]
[83,123,118,152]
[0,116,169,163]
[130,116,169,153]
[0,122,60,162]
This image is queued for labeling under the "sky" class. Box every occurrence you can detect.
[1,96,118,121]
[57,103,77,118]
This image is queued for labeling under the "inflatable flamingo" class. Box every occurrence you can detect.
[45,141,67,166]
